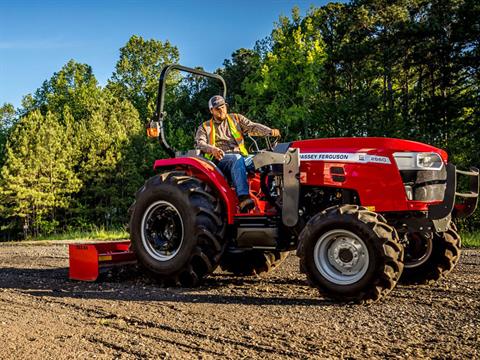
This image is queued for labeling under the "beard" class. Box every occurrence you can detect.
[213,113,227,121]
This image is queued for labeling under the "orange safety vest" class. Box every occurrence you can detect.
[202,114,248,160]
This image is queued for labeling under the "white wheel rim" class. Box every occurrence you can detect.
[313,229,370,285]
[140,200,184,261]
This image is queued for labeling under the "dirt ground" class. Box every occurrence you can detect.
[0,243,478,359]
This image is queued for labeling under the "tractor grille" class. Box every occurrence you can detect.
[399,167,447,201]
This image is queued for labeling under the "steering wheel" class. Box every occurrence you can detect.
[247,132,280,153]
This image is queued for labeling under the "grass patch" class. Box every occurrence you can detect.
[30,227,128,242]
[4,225,480,248]
[461,232,480,248]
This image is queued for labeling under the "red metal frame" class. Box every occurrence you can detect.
[69,241,136,281]
[152,157,277,222]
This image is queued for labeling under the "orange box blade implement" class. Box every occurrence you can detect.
[68,241,136,281]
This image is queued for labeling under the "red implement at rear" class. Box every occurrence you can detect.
[68,241,136,281]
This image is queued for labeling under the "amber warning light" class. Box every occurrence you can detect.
[146,121,160,138]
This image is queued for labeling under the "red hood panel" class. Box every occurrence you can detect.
[291,137,448,161]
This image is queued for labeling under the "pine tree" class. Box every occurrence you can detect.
[0,103,16,167]
[72,92,144,227]
[0,110,80,237]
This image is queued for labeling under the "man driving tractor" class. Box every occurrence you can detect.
[195,95,281,213]
[126,64,479,304]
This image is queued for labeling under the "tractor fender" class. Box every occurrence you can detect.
[153,157,237,224]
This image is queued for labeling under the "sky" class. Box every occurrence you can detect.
[0,0,334,109]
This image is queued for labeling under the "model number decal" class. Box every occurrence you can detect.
[300,152,391,164]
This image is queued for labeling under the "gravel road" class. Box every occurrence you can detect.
[0,243,478,359]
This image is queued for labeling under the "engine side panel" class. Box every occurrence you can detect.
[292,137,447,212]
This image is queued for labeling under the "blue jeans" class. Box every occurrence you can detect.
[217,154,254,197]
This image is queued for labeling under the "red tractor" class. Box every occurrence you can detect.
[128,65,479,304]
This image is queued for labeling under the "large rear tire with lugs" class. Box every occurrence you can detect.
[298,205,404,304]
[129,171,225,286]
[220,250,289,276]
[400,222,461,284]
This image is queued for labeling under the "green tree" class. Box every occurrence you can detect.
[0,110,81,237]
[72,92,144,228]
[1,59,147,235]
[241,7,328,139]
[0,103,16,166]
[220,48,262,113]
[108,35,180,122]
[27,59,101,121]
[2,2,479,235]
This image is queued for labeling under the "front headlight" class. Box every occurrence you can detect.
[393,152,444,170]
[416,152,443,170]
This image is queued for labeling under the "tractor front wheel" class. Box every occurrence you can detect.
[298,205,404,304]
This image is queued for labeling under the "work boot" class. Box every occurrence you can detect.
[238,196,255,213]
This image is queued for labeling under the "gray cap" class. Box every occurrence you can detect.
[208,95,226,110]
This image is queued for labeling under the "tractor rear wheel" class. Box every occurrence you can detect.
[298,205,404,304]
[400,222,461,284]
[220,250,289,276]
[129,171,225,286]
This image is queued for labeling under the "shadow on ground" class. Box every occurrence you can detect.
[0,265,333,307]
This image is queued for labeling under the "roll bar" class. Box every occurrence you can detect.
[152,64,227,157]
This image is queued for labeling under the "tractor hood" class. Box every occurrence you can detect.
[290,137,448,162]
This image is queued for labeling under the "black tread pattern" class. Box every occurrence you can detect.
[401,222,461,285]
[297,205,404,304]
[220,250,290,276]
[129,171,225,287]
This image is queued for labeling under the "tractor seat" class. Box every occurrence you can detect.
[175,150,255,191]
[175,149,227,179]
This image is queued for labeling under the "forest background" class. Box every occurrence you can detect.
[0,0,479,240]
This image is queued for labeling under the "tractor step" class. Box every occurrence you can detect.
[68,241,136,281]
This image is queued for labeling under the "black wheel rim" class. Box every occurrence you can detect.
[140,200,184,261]
[404,233,433,269]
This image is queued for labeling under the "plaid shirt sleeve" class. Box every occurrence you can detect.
[195,123,216,154]
[235,113,272,136]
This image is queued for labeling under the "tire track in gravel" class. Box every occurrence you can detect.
[43,298,309,357]
[1,290,309,358]
[91,322,227,357]
[0,261,319,359]
[128,300,322,355]
[0,292,225,357]
[86,337,153,359]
